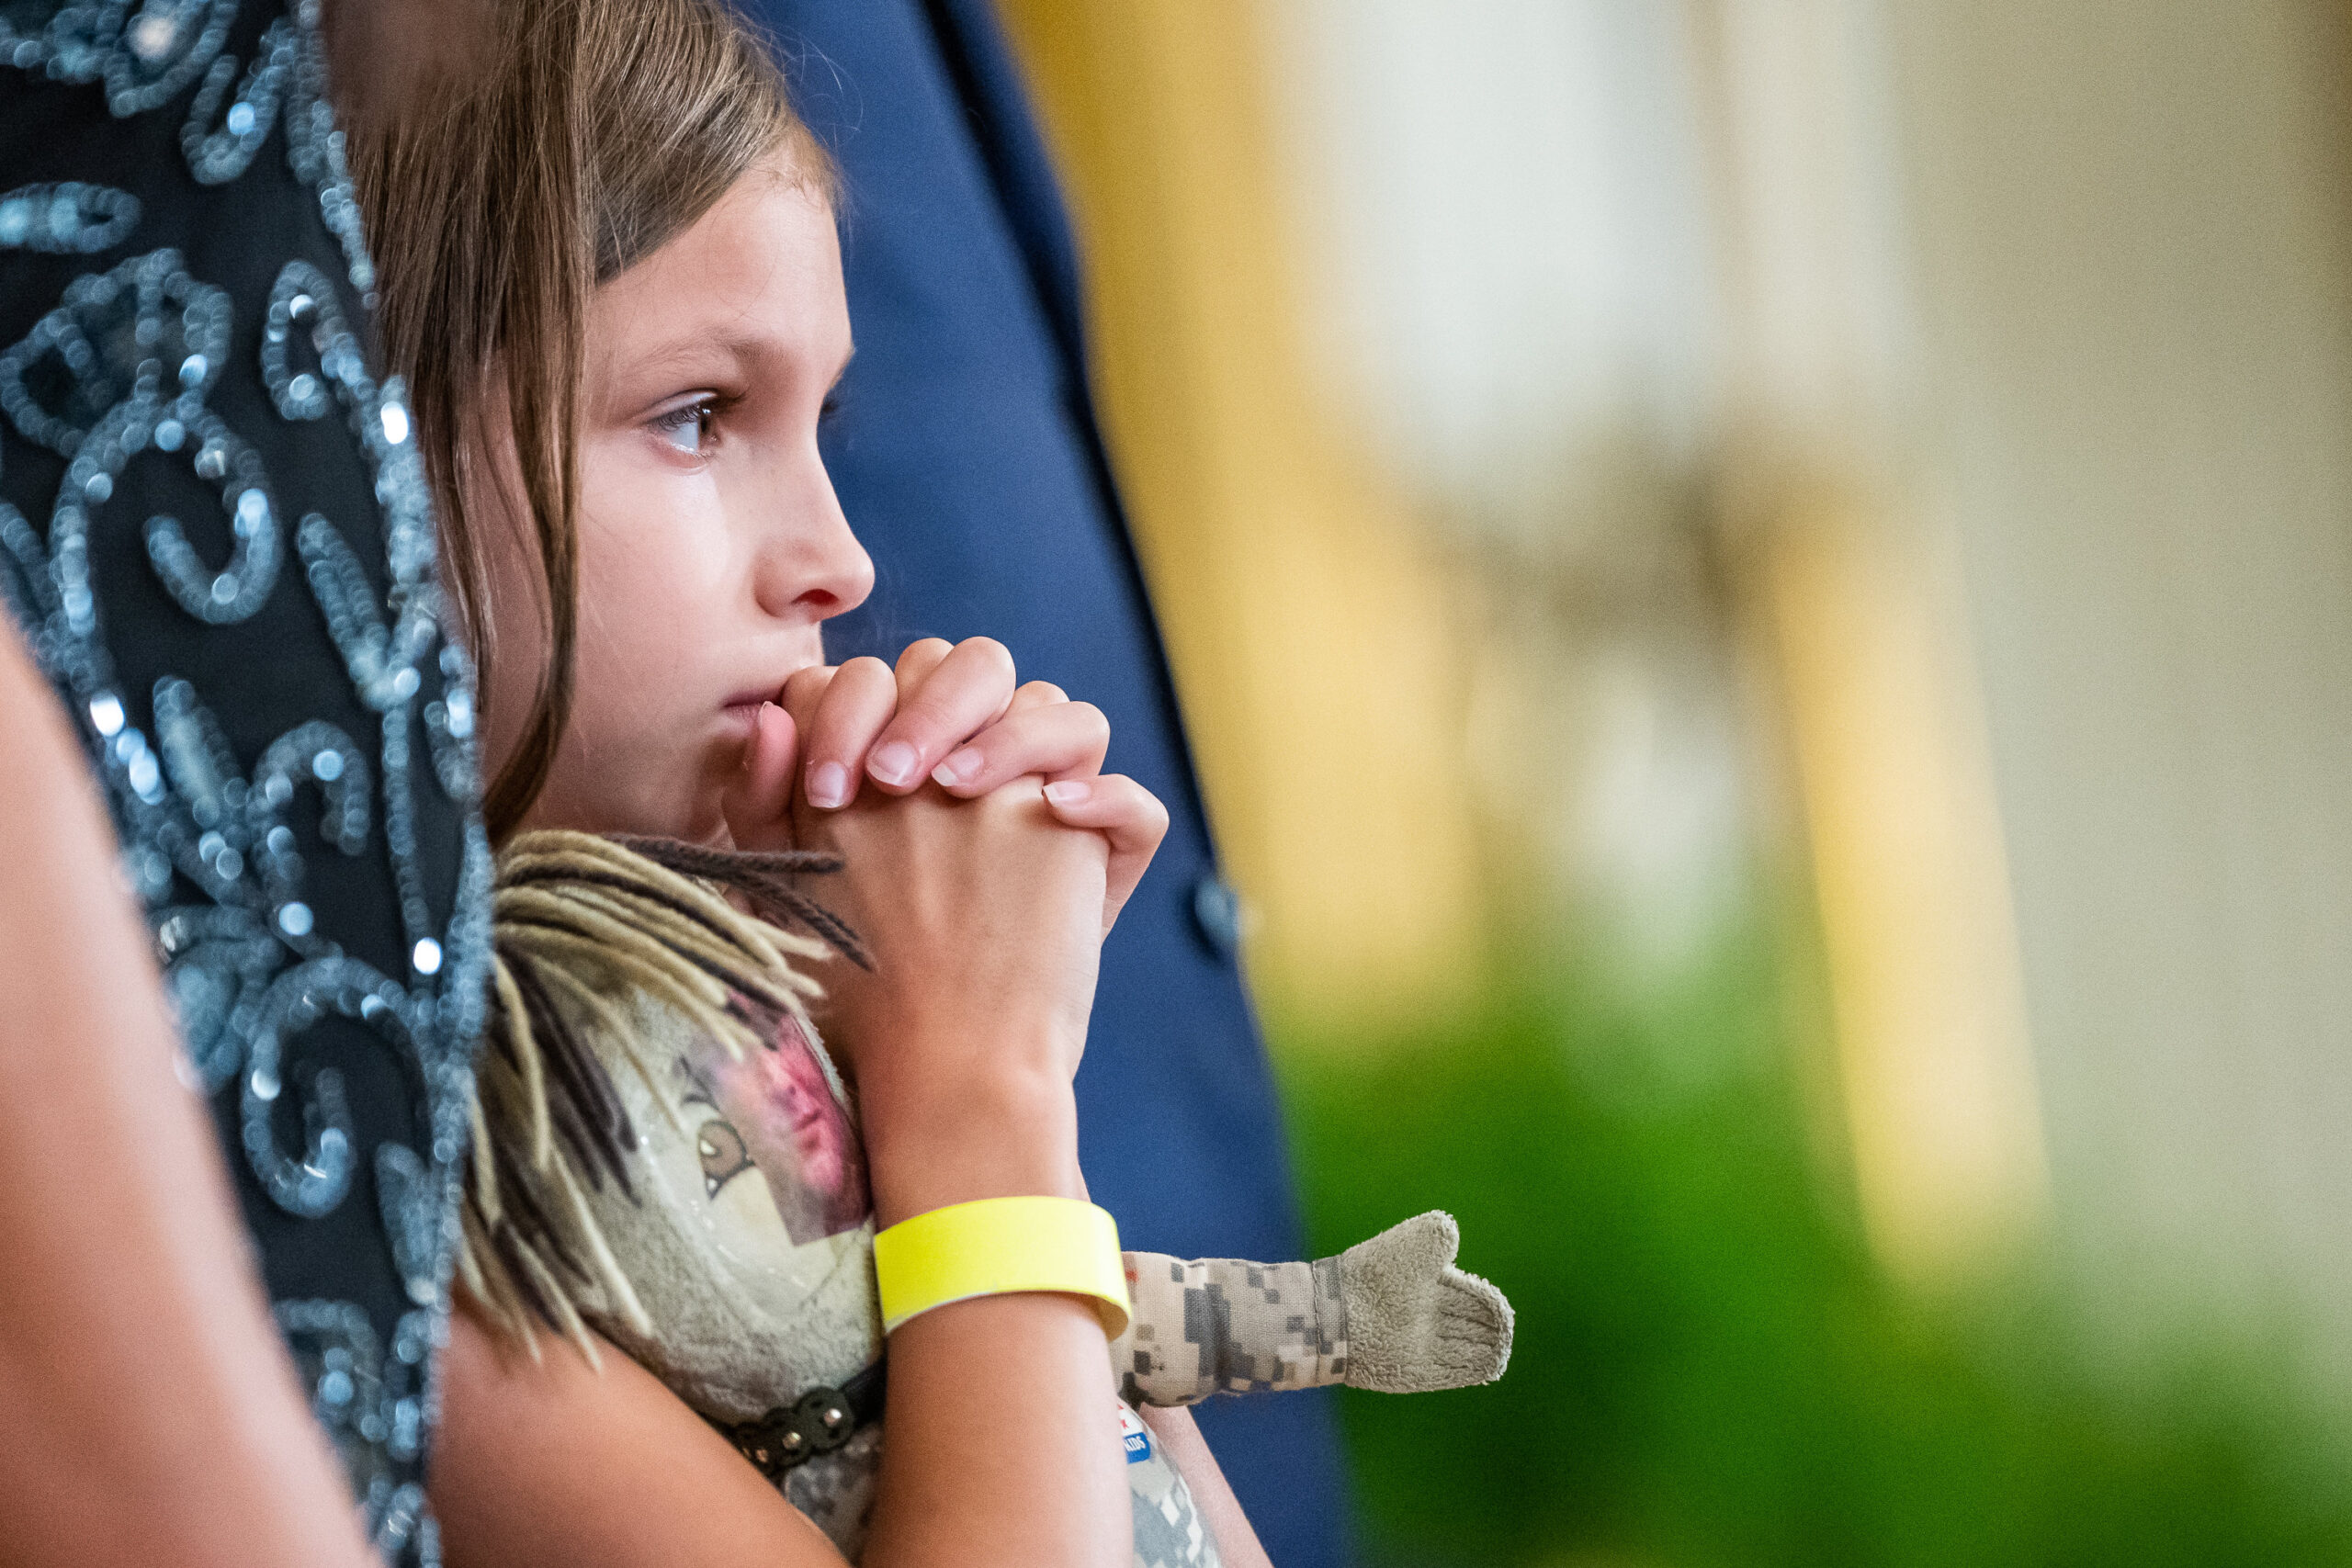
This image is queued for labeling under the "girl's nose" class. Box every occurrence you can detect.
[756,464,874,624]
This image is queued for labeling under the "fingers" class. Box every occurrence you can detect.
[788,638,1026,809]
[1039,774,1169,935]
[929,699,1108,796]
[1006,680,1067,713]
[892,637,955,690]
[778,661,838,732]
[794,657,899,809]
[784,641,1096,817]
[860,637,1018,795]
[720,701,797,851]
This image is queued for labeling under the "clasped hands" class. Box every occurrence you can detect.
[718,636,1167,936]
[715,639,1167,1191]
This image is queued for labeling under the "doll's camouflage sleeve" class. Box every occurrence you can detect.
[1114,1213,1513,1407]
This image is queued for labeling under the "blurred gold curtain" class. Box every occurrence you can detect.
[993,0,1485,1030]
[1693,0,2048,1285]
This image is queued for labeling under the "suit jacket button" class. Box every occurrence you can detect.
[1192,872,1243,959]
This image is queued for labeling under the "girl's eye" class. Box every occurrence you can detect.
[652,398,718,456]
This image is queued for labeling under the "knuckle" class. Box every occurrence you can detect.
[1114,776,1168,828]
[957,637,1016,676]
[1017,680,1069,705]
[780,668,833,721]
[898,690,967,733]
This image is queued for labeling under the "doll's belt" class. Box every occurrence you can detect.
[714,1357,889,1482]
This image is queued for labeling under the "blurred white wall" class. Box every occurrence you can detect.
[1266,0,2048,1284]
[1271,0,1720,534]
[1883,0,2352,1348]
[1267,0,2352,1335]
[1268,0,1754,985]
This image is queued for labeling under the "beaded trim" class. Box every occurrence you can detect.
[1,0,243,118]
[0,5,488,1562]
[180,15,288,185]
[0,182,142,253]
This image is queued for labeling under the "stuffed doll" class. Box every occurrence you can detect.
[460,832,1513,1565]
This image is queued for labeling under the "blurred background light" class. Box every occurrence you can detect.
[992,0,2352,1560]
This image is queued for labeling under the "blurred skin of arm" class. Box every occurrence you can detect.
[0,624,377,1568]
[1141,1404,1275,1568]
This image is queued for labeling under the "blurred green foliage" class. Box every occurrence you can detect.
[1272,914,2352,1568]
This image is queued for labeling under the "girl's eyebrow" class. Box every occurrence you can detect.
[621,334,760,384]
[611,335,854,396]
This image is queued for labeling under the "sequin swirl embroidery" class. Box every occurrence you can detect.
[0,5,486,1563]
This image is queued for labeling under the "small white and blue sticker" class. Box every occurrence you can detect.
[1117,1402,1155,1465]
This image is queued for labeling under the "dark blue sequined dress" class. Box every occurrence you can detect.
[0,6,487,1562]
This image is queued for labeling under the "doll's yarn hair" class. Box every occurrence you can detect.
[459,830,858,1356]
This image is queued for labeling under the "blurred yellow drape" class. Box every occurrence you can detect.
[1739,476,2048,1284]
[1694,0,2048,1284]
[992,0,1485,1029]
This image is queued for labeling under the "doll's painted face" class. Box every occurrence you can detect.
[682,1014,867,1250]
[593,999,878,1377]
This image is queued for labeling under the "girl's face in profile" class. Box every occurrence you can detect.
[481,153,874,842]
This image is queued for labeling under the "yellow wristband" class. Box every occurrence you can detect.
[872,1196,1132,1338]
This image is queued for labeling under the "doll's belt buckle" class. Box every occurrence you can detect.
[734,1387,854,1478]
[718,1357,887,1482]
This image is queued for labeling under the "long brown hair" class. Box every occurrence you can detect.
[349,0,832,838]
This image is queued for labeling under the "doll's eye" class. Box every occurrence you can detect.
[695,1117,752,1198]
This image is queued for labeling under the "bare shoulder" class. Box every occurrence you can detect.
[432,1302,844,1568]
[0,615,90,805]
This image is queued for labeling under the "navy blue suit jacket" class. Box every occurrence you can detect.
[744,2,1353,1561]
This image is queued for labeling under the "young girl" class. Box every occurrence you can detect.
[353,3,1268,1564]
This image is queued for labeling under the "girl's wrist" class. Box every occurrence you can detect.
[864,1065,1085,1226]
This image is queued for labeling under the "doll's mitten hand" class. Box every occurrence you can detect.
[1339,1211,1513,1393]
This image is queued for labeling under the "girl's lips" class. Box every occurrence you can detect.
[720,688,786,737]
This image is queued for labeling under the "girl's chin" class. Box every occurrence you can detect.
[540,788,719,844]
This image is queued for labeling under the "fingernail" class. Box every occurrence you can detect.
[933,747,982,788]
[869,740,919,786]
[1044,780,1091,807]
[808,761,850,807]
